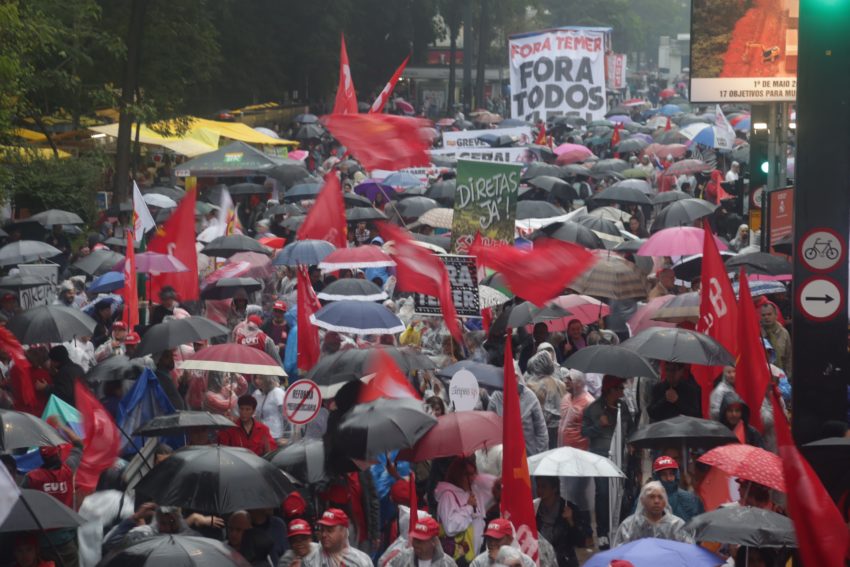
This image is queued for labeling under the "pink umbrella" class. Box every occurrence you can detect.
[638,227,727,257]
[318,245,395,271]
[530,295,611,330]
[627,295,676,335]
[114,251,188,274]
[228,252,274,280]
[555,143,594,165]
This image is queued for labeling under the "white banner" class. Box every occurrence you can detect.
[606,53,627,90]
[509,28,607,123]
[713,105,736,151]
[18,264,59,309]
[442,126,533,149]
[690,77,796,103]
[429,147,535,164]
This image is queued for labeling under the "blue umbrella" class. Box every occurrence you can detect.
[661,104,682,116]
[354,181,397,202]
[285,182,322,201]
[310,300,405,335]
[87,271,125,294]
[435,360,504,391]
[383,172,422,189]
[732,280,786,298]
[732,116,751,131]
[273,239,336,267]
[584,538,723,567]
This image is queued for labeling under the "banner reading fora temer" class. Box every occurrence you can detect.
[509,27,608,123]
[451,159,521,254]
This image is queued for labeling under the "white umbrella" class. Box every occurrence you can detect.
[587,206,631,223]
[527,446,625,478]
[143,193,177,208]
[479,285,510,308]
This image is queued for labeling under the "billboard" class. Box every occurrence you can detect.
[508,27,608,122]
[690,0,798,102]
[413,255,481,318]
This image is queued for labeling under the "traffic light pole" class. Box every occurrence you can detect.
[792,0,850,445]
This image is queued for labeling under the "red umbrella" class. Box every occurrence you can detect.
[638,227,727,257]
[258,236,285,249]
[664,159,712,176]
[113,251,188,274]
[318,244,395,271]
[529,295,610,330]
[642,143,688,159]
[177,343,286,376]
[698,444,785,493]
[660,88,676,99]
[397,411,503,462]
[627,294,676,335]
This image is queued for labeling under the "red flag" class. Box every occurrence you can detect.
[122,230,139,330]
[358,349,421,403]
[376,222,463,346]
[535,122,547,145]
[408,471,418,542]
[610,122,622,148]
[148,188,199,301]
[370,55,410,114]
[734,269,771,431]
[296,266,321,371]
[332,34,358,115]
[693,219,738,417]
[74,381,120,492]
[322,113,432,172]
[297,173,347,248]
[481,307,493,333]
[1,326,34,411]
[664,117,672,131]
[469,236,596,307]
[500,335,539,562]
[770,391,850,566]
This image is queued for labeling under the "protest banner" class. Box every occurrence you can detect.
[442,126,533,149]
[429,147,532,165]
[18,264,59,309]
[413,255,480,318]
[450,160,521,254]
[606,53,627,90]
[509,27,609,122]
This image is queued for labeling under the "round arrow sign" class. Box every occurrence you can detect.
[797,276,843,322]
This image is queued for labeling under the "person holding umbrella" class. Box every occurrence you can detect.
[278,518,319,567]
[611,481,692,547]
[94,321,128,362]
[150,286,178,325]
[718,392,764,448]
[217,395,273,456]
[302,509,373,567]
[647,362,701,422]
[154,349,186,410]
[651,456,704,522]
[386,515,457,567]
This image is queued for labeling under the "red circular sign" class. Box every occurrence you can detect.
[798,227,846,273]
[283,380,322,425]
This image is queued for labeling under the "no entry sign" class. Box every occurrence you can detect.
[283,380,322,425]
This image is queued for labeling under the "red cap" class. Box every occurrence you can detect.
[287,518,313,537]
[112,321,127,331]
[273,301,287,312]
[283,491,307,518]
[483,518,513,539]
[39,445,61,460]
[653,455,679,473]
[125,331,141,345]
[317,508,349,527]
[247,315,263,326]
[410,516,440,540]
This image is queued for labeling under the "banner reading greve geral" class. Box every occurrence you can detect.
[509,27,608,123]
[451,159,521,254]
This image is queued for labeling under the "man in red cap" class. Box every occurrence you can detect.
[262,300,289,357]
[217,395,273,456]
[278,518,319,567]
[234,314,282,365]
[94,320,129,362]
[302,508,372,567]
[123,331,141,358]
[386,515,456,566]
[470,518,534,567]
[651,455,703,522]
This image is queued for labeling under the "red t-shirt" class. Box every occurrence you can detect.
[26,464,75,507]
[217,419,273,456]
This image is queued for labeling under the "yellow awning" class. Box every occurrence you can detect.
[190,117,298,146]
[89,123,219,157]
[0,146,71,160]
[12,128,48,142]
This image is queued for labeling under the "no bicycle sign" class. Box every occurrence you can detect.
[283,380,323,425]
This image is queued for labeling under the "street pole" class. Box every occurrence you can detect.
[462,0,473,114]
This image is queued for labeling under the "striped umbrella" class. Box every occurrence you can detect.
[569,251,647,300]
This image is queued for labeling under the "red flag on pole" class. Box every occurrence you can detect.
[74,381,120,492]
[358,349,421,403]
[376,222,464,346]
[370,55,410,114]
[664,117,672,131]
[332,34,359,115]
[322,113,432,172]
[123,230,139,330]
[407,471,418,543]
[535,122,547,145]
[610,122,622,148]
[693,219,738,417]
[1,327,34,412]
[297,173,347,248]
[296,266,321,372]
[147,188,199,301]
[500,334,539,562]
[469,236,596,307]
[770,391,850,566]
[735,269,771,431]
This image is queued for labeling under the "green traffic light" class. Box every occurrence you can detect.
[761,161,769,174]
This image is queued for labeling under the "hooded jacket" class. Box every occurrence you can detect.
[434,474,495,555]
[612,503,692,548]
[487,384,549,456]
[718,392,764,448]
[652,468,704,522]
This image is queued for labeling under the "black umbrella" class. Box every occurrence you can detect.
[266,160,312,188]
[561,164,592,177]
[652,190,690,205]
[530,221,605,249]
[280,215,305,231]
[0,274,50,290]
[725,252,792,277]
[143,185,185,201]
[71,249,125,276]
[304,347,436,394]
[98,535,251,567]
[337,398,437,459]
[436,360,504,391]
[685,506,796,548]
[621,327,735,366]
[317,278,387,302]
[0,489,85,532]
[268,203,305,217]
[564,345,658,379]
[154,208,173,224]
[295,123,324,141]
[285,182,322,202]
[8,305,96,344]
[227,182,268,196]
[592,184,652,206]
[85,355,144,383]
[672,252,736,282]
[412,233,451,251]
[135,445,291,514]
[0,409,65,450]
[521,162,564,181]
[267,438,326,484]
[29,209,84,226]
[274,239,335,267]
[651,198,718,232]
[199,277,262,300]
[574,214,622,238]
[591,158,630,174]
[516,201,564,220]
[614,238,646,253]
[134,317,230,357]
[425,180,456,206]
[396,196,440,218]
[343,192,374,208]
[527,176,578,201]
[134,411,237,437]
[628,415,739,449]
[103,236,142,250]
[801,436,850,497]
[615,138,648,153]
[202,234,271,258]
[346,207,388,222]
[506,301,572,328]
[294,113,319,124]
